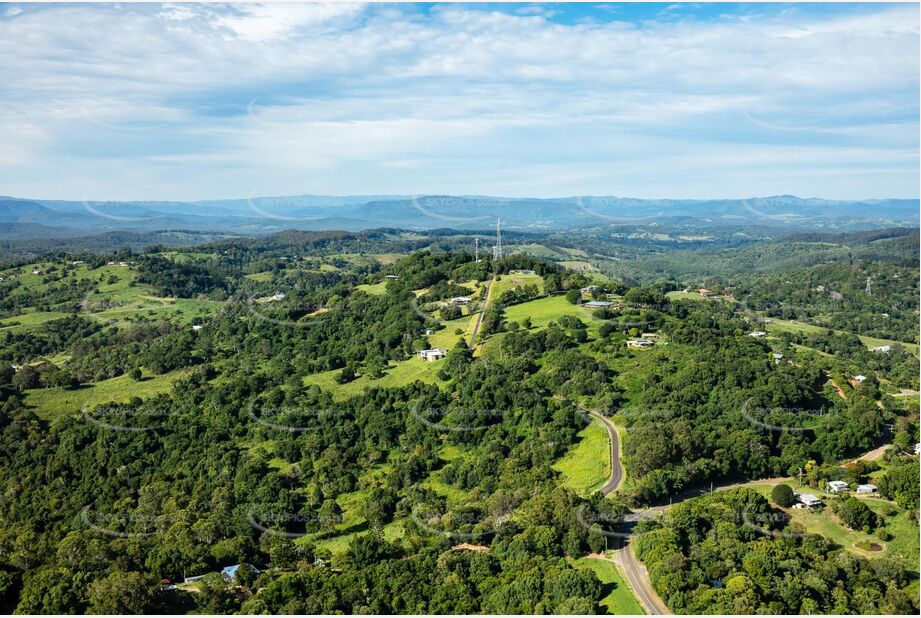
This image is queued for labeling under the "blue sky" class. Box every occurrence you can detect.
[0,2,917,201]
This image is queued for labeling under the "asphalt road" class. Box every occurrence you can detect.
[586,409,670,615]
[588,411,623,496]
[590,410,892,617]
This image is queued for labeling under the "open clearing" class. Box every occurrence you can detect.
[553,420,610,495]
[24,368,190,421]
[303,355,446,401]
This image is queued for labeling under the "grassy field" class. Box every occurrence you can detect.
[503,295,598,331]
[553,420,610,495]
[493,273,544,299]
[356,281,389,295]
[766,317,919,354]
[428,317,470,349]
[24,368,190,421]
[0,311,70,332]
[303,355,446,401]
[751,482,919,566]
[569,556,645,614]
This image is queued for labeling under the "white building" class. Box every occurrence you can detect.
[853,375,867,383]
[419,348,447,362]
[584,301,612,308]
[449,296,472,305]
[856,484,877,494]
[191,324,203,332]
[793,493,822,509]
[626,339,654,349]
[826,481,849,493]
[749,331,767,337]
[870,345,892,353]
[772,353,784,363]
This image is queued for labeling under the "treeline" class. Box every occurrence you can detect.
[636,488,916,614]
[621,303,888,505]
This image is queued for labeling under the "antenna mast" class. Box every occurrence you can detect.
[493,218,502,260]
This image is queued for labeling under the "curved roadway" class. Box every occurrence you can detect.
[586,409,669,615]
[588,408,892,616]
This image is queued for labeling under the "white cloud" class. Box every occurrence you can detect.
[0,3,916,200]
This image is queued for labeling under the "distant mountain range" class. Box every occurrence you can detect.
[0,194,917,239]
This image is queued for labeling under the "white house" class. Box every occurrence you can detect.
[870,345,892,353]
[856,484,877,494]
[793,493,822,509]
[772,353,784,363]
[749,331,767,337]
[584,301,612,308]
[853,375,867,383]
[626,339,654,349]
[580,285,599,293]
[449,296,472,305]
[641,333,660,339]
[826,480,849,493]
[419,348,447,362]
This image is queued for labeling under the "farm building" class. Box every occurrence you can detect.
[449,296,472,305]
[583,300,612,308]
[221,564,260,582]
[793,493,822,509]
[856,484,877,494]
[626,339,654,349]
[826,480,849,493]
[419,348,447,362]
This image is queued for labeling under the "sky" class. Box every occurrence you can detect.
[0,2,918,201]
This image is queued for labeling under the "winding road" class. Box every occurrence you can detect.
[587,410,669,615]
[588,408,893,616]
[588,411,623,495]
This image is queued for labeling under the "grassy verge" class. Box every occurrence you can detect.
[569,556,645,614]
[553,420,609,495]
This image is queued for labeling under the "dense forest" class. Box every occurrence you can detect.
[0,230,917,614]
